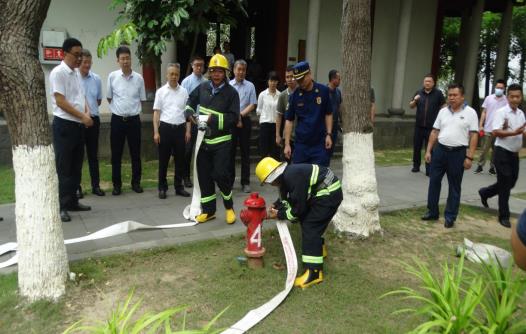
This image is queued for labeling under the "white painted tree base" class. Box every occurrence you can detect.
[332,132,381,238]
[12,145,68,301]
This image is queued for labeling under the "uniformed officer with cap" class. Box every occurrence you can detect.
[283,61,333,167]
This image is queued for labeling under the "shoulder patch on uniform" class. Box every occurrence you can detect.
[316,97,321,105]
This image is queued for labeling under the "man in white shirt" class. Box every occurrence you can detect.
[50,38,93,222]
[479,84,526,228]
[256,71,280,159]
[181,55,206,188]
[474,79,508,175]
[153,63,191,199]
[422,83,479,228]
[107,45,146,195]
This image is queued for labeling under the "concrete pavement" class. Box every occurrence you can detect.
[1,160,525,273]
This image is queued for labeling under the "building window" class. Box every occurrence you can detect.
[250,26,256,59]
[206,22,231,56]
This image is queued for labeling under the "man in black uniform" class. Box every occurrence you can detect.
[255,157,343,289]
[409,74,445,176]
[186,54,240,224]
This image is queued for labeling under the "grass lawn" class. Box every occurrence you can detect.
[0,205,522,333]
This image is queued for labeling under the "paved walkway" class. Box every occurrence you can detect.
[1,160,526,273]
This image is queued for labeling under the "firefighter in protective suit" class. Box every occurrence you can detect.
[255,157,343,288]
[186,54,240,224]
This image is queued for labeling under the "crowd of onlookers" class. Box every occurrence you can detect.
[32,34,526,271]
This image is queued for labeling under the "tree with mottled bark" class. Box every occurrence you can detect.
[0,0,69,301]
[332,0,381,238]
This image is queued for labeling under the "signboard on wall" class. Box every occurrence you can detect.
[40,29,67,65]
[43,47,64,61]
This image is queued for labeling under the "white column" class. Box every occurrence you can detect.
[306,0,321,79]
[161,40,178,76]
[388,0,412,115]
[462,0,484,105]
[494,0,513,81]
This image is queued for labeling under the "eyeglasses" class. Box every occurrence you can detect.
[68,52,82,59]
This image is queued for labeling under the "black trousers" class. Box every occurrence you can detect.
[231,116,251,186]
[413,126,432,172]
[301,190,343,270]
[158,122,186,191]
[53,116,85,210]
[479,146,520,220]
[259,122,279,159]
[183,123,198,178]
[82,116,101,189]
[197,141,233,214]
[110,114,142,188]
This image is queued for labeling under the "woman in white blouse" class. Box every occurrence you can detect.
[257,71,281,159]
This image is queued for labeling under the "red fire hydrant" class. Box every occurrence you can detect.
[240,192,267,268]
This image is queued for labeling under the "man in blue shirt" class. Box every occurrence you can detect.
[327,69,342,161]
[78,49,105,197]
[181,55,207,188]
[229,59,257,193]
[284,61,333,167]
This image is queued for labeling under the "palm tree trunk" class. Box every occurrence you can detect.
[0,0,69,301]
[332,0,381,238]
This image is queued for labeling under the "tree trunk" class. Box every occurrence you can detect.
[0,0,69,301]
[332,0,381,238]
[520,51,526,87]
[484,44,491,96]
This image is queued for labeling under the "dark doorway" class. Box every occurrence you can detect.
[177,0,289,93]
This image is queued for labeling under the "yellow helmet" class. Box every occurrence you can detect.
[255,157,287,184]
[208,54,230,71]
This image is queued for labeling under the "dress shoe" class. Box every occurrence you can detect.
[489,167,496,175]
[474,166,483,174]
[499,218,511,228]
[158,190,167,199]
[176,188,190,197]
[478,189,488,208]
[421,212,438,221]
[411,167,420,173]
[444,219,455,228]
[112,187,122,196]
[60,210,71,222]
[68,203,91,211]
[184,177,193,188]
[76,186,84,199]
[242,184,251,193]
[92,187,105,196]
[131,184,144,193]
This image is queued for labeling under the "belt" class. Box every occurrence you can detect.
[113,114,139,122]
[438,143,466,152]
[495,145,519,156]
[160,121,185,128]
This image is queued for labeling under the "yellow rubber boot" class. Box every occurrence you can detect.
[294,269,323,289]
[195,213,216,223]
[323,244,328,258]
[225,209,236,224]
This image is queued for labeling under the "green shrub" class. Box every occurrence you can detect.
[383,254,526,334]
[63,290,227,334]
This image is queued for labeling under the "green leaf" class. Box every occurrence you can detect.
[173,13,181,27]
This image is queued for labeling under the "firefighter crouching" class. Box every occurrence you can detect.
[187,54,240,224]
[255,157,343,288]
